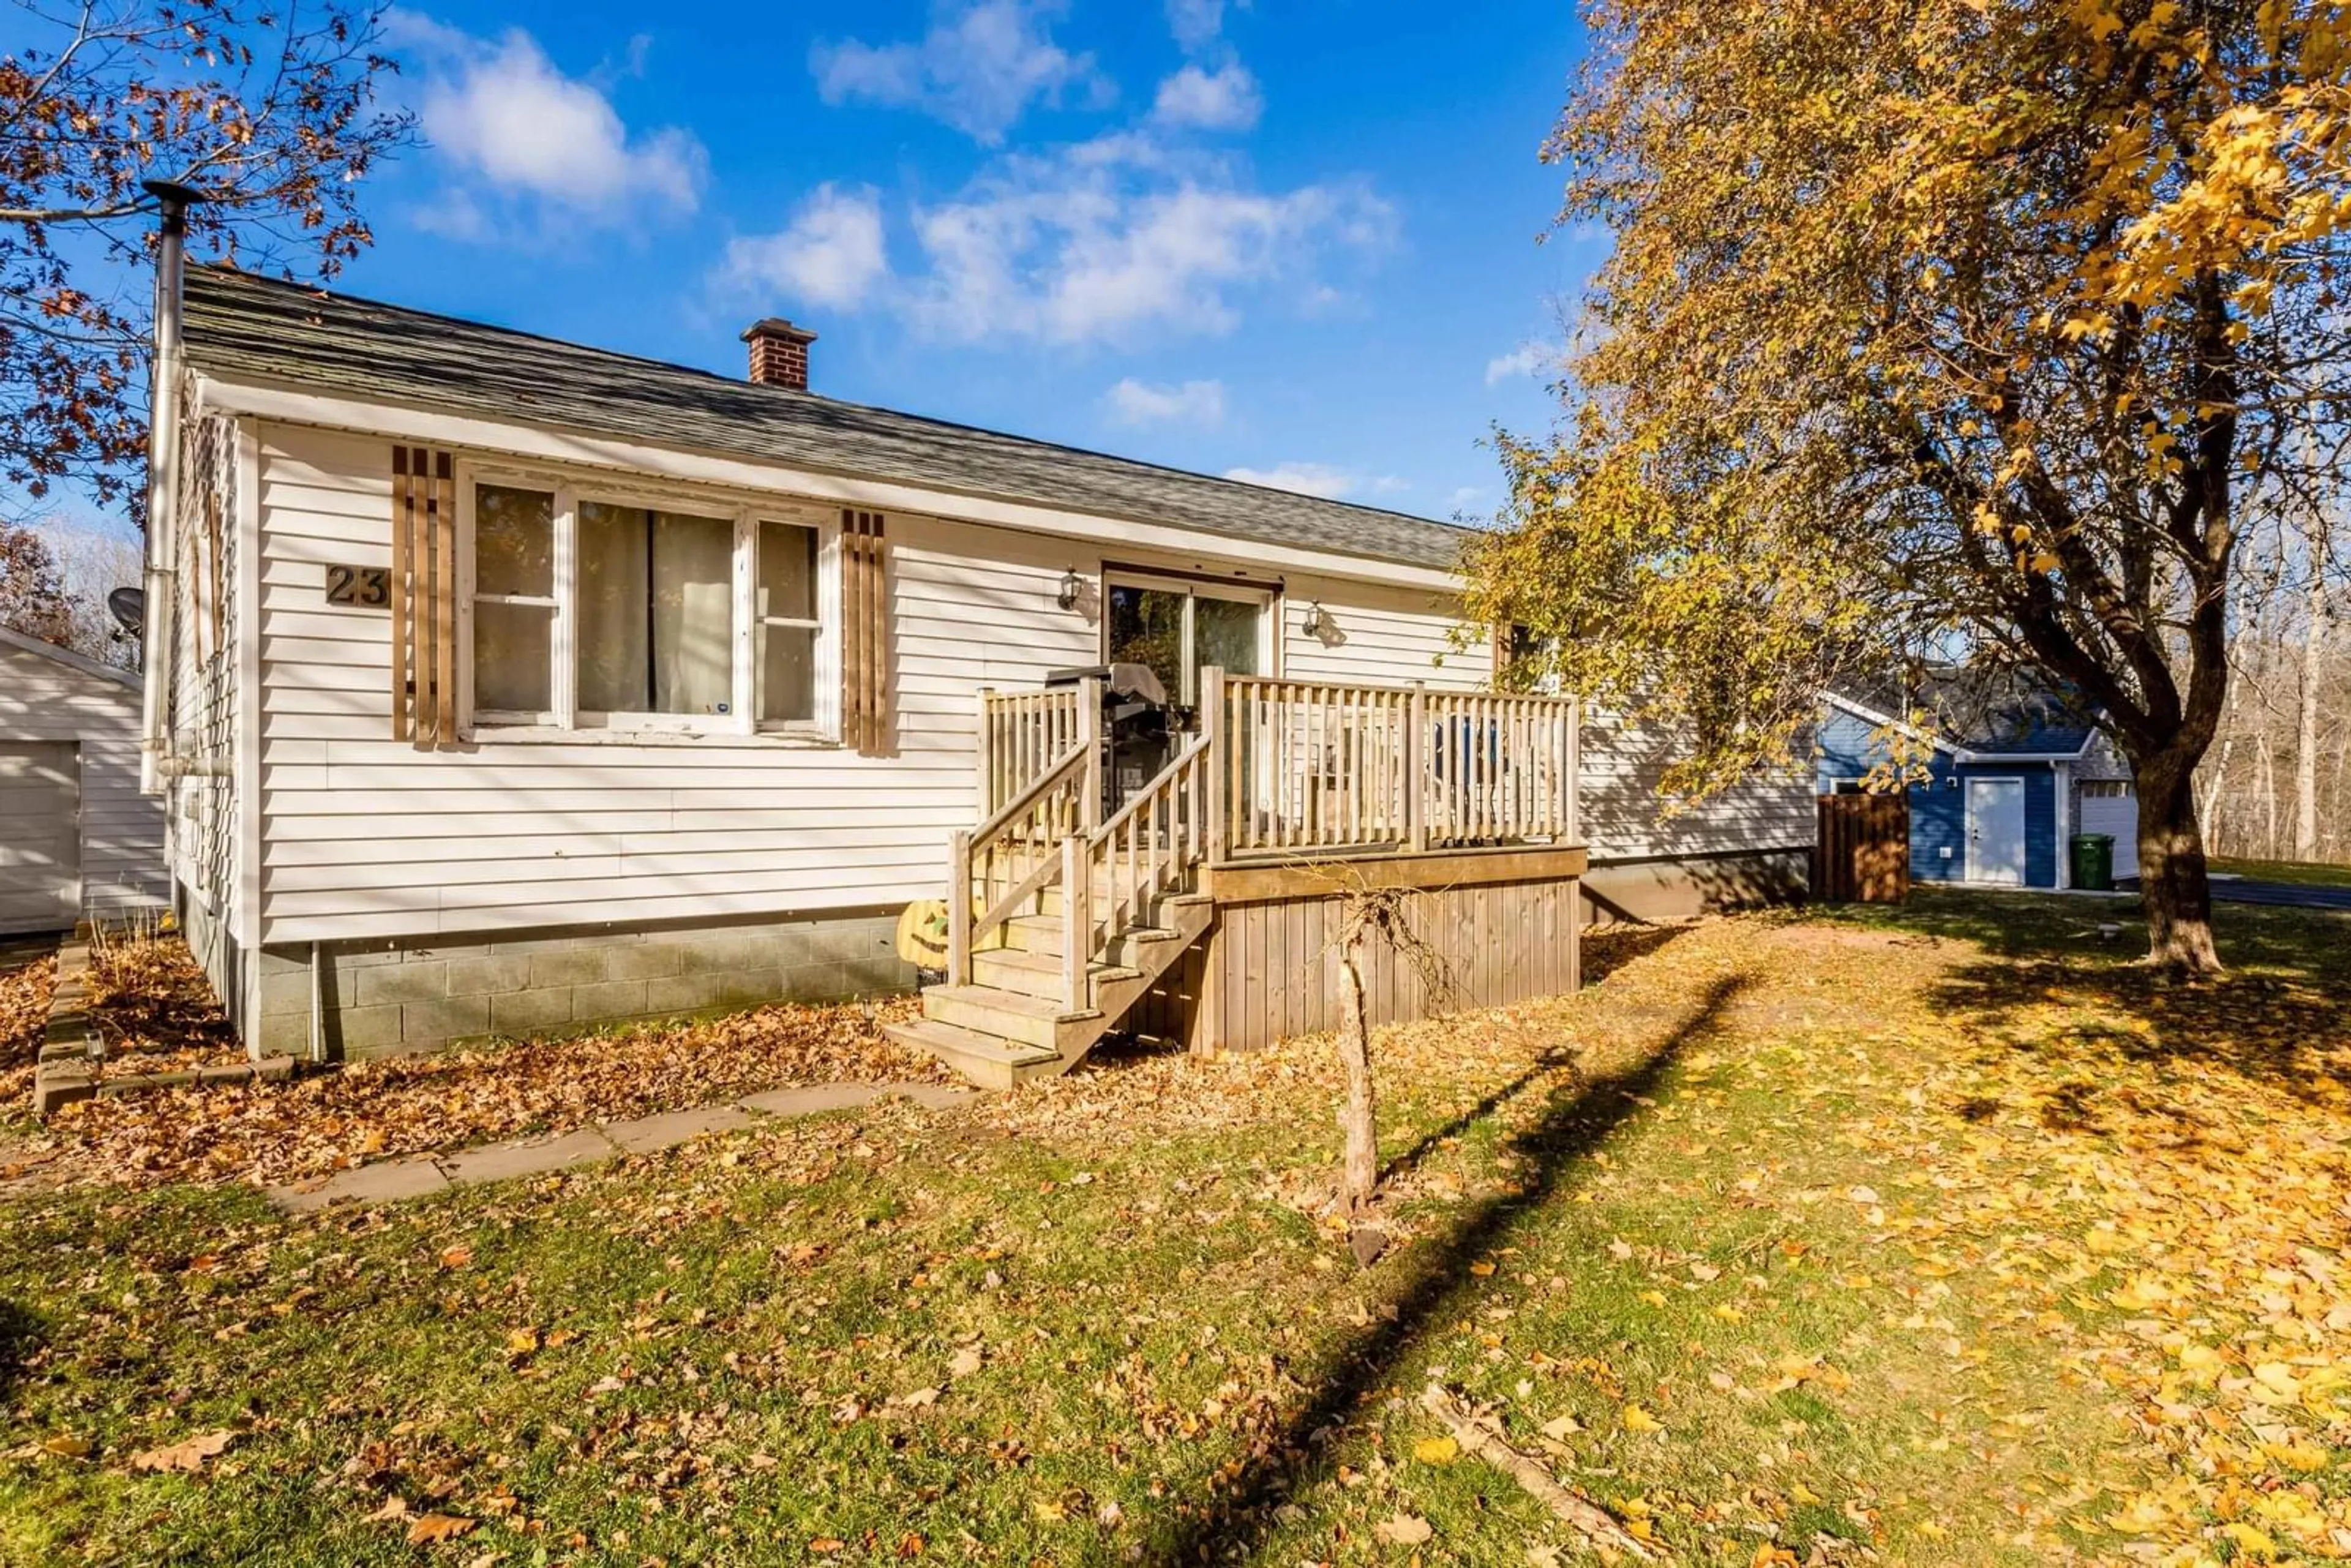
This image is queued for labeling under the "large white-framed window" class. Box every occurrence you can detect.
[460,462,838,741]
[1102,569,1275,705]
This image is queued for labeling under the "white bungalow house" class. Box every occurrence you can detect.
[147,264,1810,1080]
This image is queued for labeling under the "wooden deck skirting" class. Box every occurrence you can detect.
[1204,842,1588,904]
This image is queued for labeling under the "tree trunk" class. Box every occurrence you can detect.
[2134,754,2224,974]
[2295,577,2328,860]
[1334,942,1379,1213]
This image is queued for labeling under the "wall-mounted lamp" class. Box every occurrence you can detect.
[1056,567,1084,611]
[1300,601,1337,639]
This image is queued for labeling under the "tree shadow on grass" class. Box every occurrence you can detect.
[0,1299,40,1403]
[1829,888,2351,1114]
[1378,920,1698,1187]
[1146,970,1751,1566]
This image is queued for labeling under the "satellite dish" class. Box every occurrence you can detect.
[107,587,144,634]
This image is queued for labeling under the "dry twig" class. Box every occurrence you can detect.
[1420,1384,1659,1561]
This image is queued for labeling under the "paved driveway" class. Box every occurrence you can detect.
[2121,877,2351,913]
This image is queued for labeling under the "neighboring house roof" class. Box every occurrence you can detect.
[179,266,1478,573]
[0,624,138,690]
[1825,669,2100,760]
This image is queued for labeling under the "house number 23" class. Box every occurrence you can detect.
[323,565,391,608]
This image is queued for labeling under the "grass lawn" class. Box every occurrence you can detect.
[2211,855,2351,889]
[2,892,2345,1566]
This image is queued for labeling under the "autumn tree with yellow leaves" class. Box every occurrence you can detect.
[1471,0,2351,972]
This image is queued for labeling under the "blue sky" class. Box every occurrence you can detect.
[336,2,1592,522]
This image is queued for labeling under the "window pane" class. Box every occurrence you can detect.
[476,486,553,597]
[474,602,552,713]
[1107,585,1185,703]
[651,511,734,715]
[577,501,651,713]
[759,623,817,723]
[1195,596,1262,679]
[759,521,817,621]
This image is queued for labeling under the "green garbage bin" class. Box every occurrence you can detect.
[2071,833,2115,891]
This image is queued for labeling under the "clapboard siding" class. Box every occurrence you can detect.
[250,421,1811,944]
[0,637,166,920]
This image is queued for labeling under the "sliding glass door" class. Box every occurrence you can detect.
[1103,574,1270,707]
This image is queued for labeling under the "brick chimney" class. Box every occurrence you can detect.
[741,318,817,391]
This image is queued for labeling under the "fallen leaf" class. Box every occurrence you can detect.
[1412,1435,1460,1465]
[1621,1403,1665,1433]
[438,1245,473,1270]
[406,1513,474,1545]
[128,1429,236,1474]
[1374,1513,1434,1546]
[948,1346,983,1379]
[38,1434,92,1460]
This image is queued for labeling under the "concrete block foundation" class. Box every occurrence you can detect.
[257,909,915,1061]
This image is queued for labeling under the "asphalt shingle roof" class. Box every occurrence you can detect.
[1833,667,2099,756]
[181,266,1477,572]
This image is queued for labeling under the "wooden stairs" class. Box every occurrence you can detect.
[887,726,1219,1090]
[885,871,1213,1089]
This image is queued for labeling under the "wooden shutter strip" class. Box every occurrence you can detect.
[390,445,459,747]
[841,509,889,756]
[391,446,413,742]
[434,451,456,741]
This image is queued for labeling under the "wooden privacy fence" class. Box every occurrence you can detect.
[1813,793,1910,902]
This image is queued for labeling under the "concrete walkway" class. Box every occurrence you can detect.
[267,1080,974,1214]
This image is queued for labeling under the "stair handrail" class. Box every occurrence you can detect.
[1065,732,1214,1008]
[950,739,1090,986]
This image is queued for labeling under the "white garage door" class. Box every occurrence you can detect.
[2079,781,2139,878]
[0,741,80,934]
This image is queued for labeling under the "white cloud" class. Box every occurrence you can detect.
[1152,62,1262,132]
[719,185,890,310]
[904,133,1393,345]
[1223,462,1358,499]
[1485,340,1559,385]
[1166,0,1237,51]
[810,0,1111,146]
[391,13,704,223]
[1449,485,1487,510]
[1106,377,1225,425]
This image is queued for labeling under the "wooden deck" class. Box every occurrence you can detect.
[888,669,1585,1084]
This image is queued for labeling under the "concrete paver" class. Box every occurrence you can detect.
[265,1078,976,1212]
[275,1157,451,1213]
[738,1082,887,1117]
[602,1103,756,1154]
[435,1128,617,1185]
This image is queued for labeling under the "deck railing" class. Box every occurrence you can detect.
[1211,671,1578,857]
[1065,733,1213,1007]
[976,683,1093,819]
[948,739,1094,986]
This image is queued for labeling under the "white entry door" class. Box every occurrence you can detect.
[0,741,80,934]
[1966,777,2028,886]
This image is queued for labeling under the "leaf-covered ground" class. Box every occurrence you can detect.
[6,996,945,1190]
[0,945,51,1108]
[0,891,2344,1566]
[82,926,244,1077]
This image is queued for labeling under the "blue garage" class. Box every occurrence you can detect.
[1818,682,2110,890]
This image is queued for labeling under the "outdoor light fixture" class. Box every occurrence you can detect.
[1057,567,1083,611]
[1301,601,1336,638]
